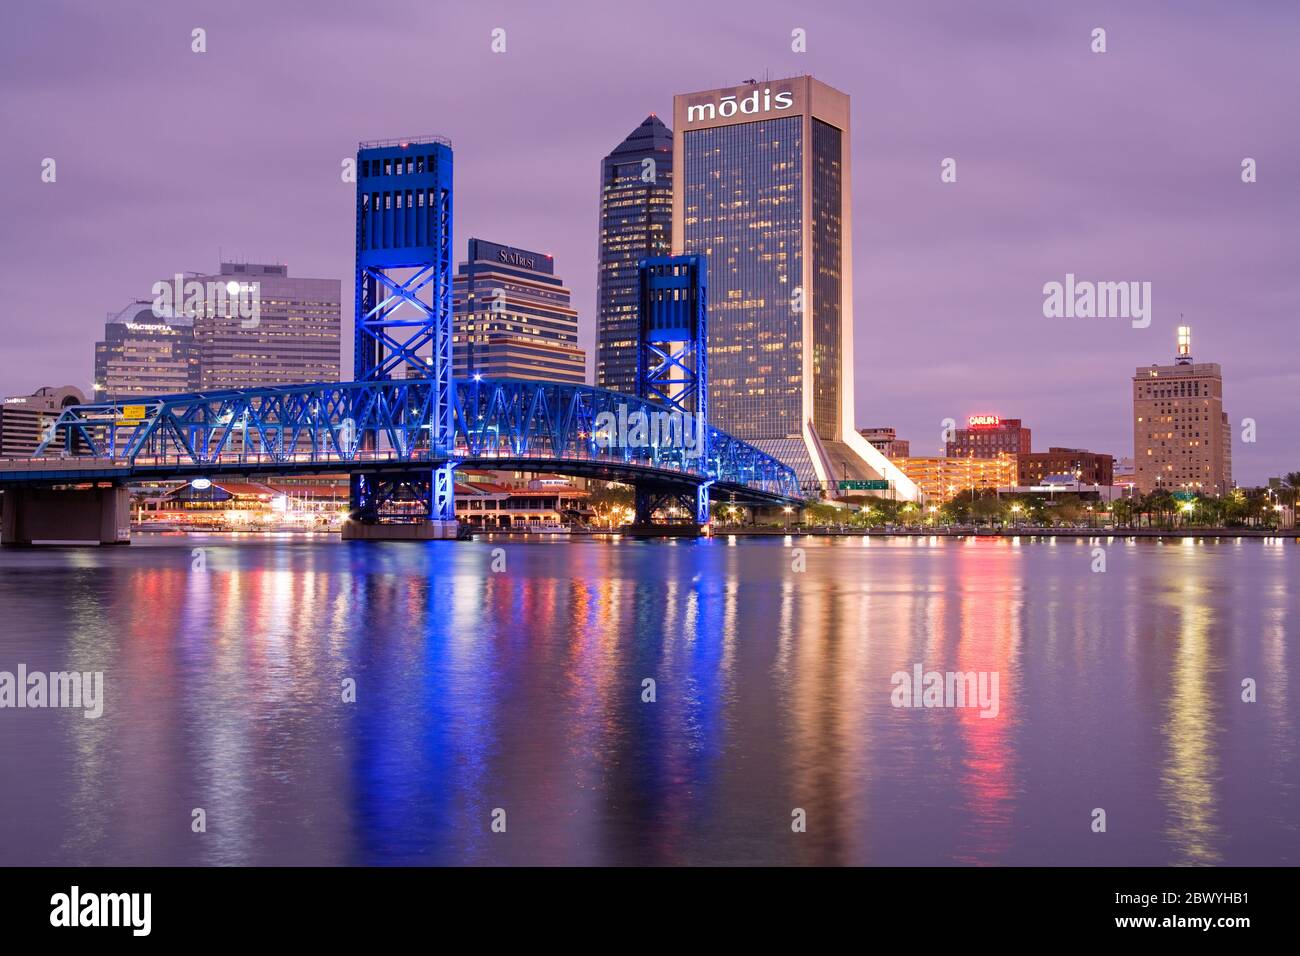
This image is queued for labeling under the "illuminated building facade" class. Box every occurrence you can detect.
[1017,448,1114,486]
[1132,326,1232,495]
[94,300,200,396]
[890,454,1018,502]
[456,472,593,529]
[0,385,87,458]
[673,75,918,499]
[596,115,673,394]
[947,416,1031,459]
[188,263,342,389]
[452,239,586,384]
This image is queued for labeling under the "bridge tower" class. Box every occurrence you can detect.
[345,136,459,539]
[633,254,711,527]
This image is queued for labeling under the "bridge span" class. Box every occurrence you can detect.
[0,377,801,544]
[0,137,809,545]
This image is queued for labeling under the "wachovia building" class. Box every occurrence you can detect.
[672,75,918,500]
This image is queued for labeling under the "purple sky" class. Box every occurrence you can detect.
[2,0,1297,482]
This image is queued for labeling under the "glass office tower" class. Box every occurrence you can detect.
[596,115,673,394]
[672,75,917,498]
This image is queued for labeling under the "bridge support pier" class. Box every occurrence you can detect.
[344,465,459,540]
[626,482,710,537]
[341,519,460,541]
[1,485,130,546]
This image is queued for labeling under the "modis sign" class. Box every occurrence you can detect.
[686,87,794,124]
[968,415,1001,428]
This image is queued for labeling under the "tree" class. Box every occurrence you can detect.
[804,503,839,526]
[588,482,634,527]
[1144,490,1177,528]
[1111,498,1136,528]
[1282,473,1300,528]
[1050,498,1084,526]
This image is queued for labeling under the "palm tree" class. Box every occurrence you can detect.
[1282,473,1300,529]
[1146,490,1176,528]
[1111,498,1136,528]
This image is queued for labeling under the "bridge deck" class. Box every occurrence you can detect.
[0,378,802,507]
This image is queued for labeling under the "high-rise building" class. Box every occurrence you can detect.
[94,300,200,397]
[947,416,1031,459]
[185,263,341,389]
[451,239,586,384]
[1132,325,1232,495]
[596,115,673,394]
[0,386,87,458]
[859,427,909,458]
[672,75,918,499]
[1017,448,1114,486]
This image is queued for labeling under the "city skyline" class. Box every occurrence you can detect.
[1,2,1296,483]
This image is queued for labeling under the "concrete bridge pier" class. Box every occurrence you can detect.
[341,518,460,541]
[1,484,131,546]
[343,465,460,540]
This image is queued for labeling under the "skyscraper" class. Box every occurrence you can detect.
[1132,325,1232,495]
[451,239,586,384]
[186,263,341,389]
[94,300,200,397]
[672,75,918,499]
[596,115,673,394]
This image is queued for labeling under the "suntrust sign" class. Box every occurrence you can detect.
[686,86,795,124]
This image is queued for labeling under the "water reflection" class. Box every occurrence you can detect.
[0,535,1296,865]
[1160,584,1221,866]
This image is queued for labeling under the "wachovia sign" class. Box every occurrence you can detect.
[686,86,794,124]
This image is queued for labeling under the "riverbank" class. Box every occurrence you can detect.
[128,525,1297,541]
[714,526,1295,539]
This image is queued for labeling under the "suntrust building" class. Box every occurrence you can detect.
[673,75,918,499]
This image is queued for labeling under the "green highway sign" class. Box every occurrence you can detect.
[839,480,890,491]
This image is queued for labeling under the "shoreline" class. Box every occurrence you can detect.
[124,525,1299,541]
[714,527,1294,539]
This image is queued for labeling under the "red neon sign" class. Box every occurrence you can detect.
[968,415,1001,428]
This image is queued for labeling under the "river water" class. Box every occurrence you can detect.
[0,533,1295,865]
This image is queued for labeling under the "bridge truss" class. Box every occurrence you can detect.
[24,379,801,510]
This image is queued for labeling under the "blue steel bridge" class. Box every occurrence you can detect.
[0,135,800,544]
[6,377,798,508]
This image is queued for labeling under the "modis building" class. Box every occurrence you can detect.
[672,75,918,500]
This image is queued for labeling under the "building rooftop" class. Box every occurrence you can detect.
[358,135,452,150]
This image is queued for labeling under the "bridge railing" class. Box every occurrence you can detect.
[30,378,801,499]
